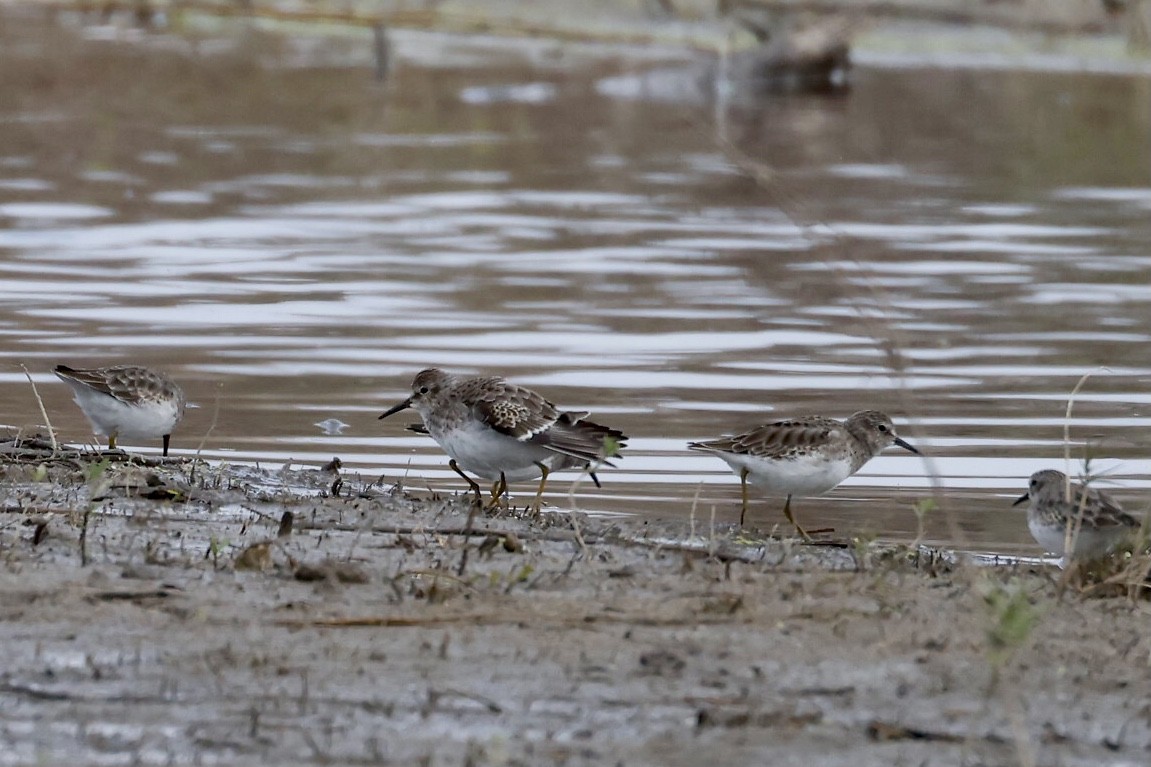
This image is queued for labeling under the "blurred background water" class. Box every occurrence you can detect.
[1,8,1150,555]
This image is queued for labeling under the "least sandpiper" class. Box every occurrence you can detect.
[54,364,186,456]
[405,422,605,488]
[688,410,919,537]
[379,368,626,507]
[1013,469,1141,566]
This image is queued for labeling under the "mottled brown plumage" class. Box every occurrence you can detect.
[689,410,918,535]
[1014,469,1142,566]
[54,364,185,456]
[380,368,626,506]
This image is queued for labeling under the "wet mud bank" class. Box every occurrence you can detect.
[1,440,1148,765]
[2,6,1151,763]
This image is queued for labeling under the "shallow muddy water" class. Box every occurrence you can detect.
[1,11,1150,555]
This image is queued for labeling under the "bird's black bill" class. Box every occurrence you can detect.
[894,437,920,455]
[1012,492,1029,507]
[378,398,412,420]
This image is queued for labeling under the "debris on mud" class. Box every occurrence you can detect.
[1,434,1149,764]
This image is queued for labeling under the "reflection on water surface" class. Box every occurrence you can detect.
[2,12,1150,556]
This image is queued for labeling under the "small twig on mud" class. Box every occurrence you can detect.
[31,519,49,546]
[0,682,73,701]
[300,731,329,763]
[429,687,503,714]
[78,509,90,566]
[279,607,749,629]
[569,512,589,558]
[455,499,481,577]
[688,483,702,540]
[294,520,594,548]
[294,521,482,536]
[401,568,476,590]
[288,614,470,628]
[297,669,309,716]
[708,504,718,558]
[455,544,471,577]
[21,364,58,452]
[620,532,768,565]
[564,464,598,559]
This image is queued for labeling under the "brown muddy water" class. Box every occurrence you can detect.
[2,10,1151,558]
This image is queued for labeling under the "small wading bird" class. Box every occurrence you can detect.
[54,364,186,457]
[1013,469,1142,567]
[689,410,919,538]
[379,368,626,508]
[405,422,607,488]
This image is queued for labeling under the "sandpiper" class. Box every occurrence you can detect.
[1013,469,1141,566]
[54,364,186,456]
[688,410,918,537]
[405,422,606,488]
[380,368,626,507]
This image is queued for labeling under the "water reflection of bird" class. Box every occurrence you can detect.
[724,11,855,94]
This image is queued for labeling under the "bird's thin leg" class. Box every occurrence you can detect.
[487,472,509,509]
[739,468,750,526]
[108,434,117,450]
[532,462,550,512]
[1055,558,1079,600]
[782,494,813,542]
[162,434,170,457]
[449,459,483,504]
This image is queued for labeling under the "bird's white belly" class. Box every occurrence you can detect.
[71,391,180,439]
[433,422,552,481]
[1029,516,1123,564]
[1028,517,1069,559]
[717,452,853,497]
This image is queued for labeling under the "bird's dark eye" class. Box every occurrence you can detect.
[877,423,888,432]
[418,386,429,395]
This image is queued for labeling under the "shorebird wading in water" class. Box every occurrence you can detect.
[689,410,918,538]
[54,364,185,457]
[1013,469,1142,567]
[379,368,626,508]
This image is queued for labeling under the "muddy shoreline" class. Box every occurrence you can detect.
[2,4,1150,764]
[0,443,1147,765]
